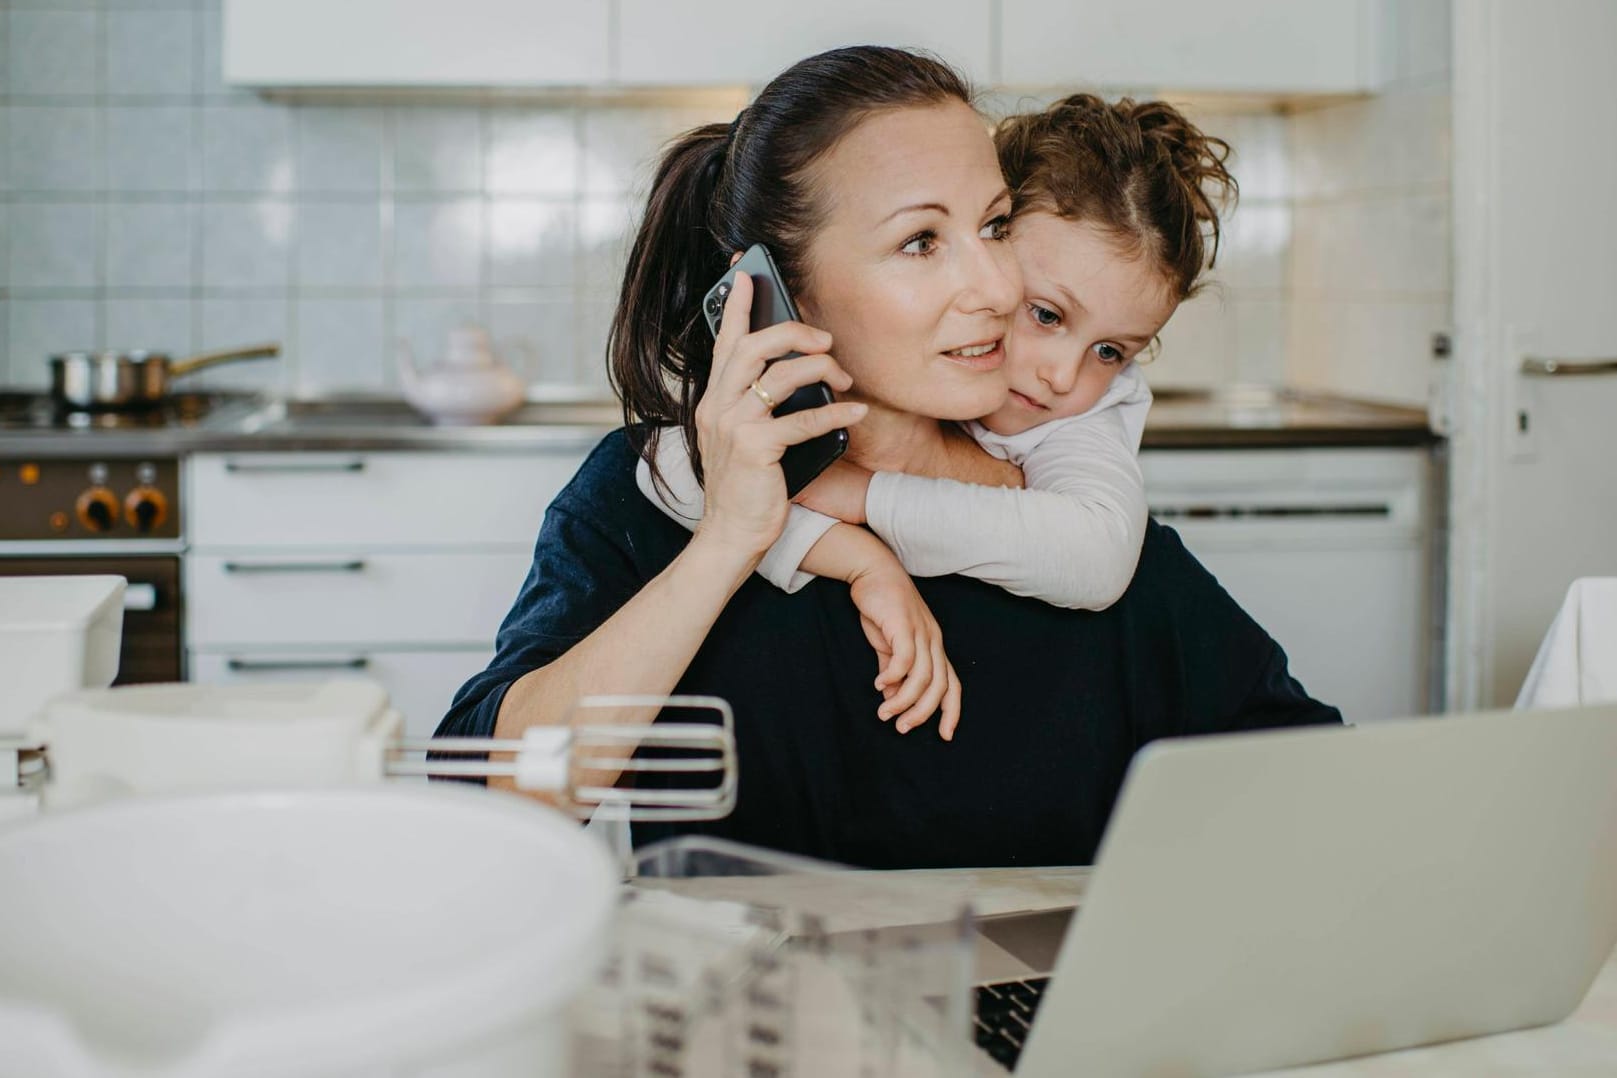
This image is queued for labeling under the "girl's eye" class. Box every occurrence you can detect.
[980,214,1012,241]
[900,231,937,257]
[1093,342,1125,364]
[1027,303,1062,328]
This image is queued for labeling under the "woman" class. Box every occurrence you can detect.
[437,46,1340,868]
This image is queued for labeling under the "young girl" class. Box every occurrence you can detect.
[638,93,1237,737]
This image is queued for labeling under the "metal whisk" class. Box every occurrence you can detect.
[388,694,738,822]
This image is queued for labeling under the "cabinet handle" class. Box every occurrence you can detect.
[227,656,370,672]
[224,458,366,474]
[222,559,367,574]
[1521,356,1617,376]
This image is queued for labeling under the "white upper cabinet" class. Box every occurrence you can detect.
[222,0,1381,95]
[1000,0,1381,94]
[616,0,994,88]
[223,0,611,87]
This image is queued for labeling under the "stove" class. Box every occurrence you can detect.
[0,390,246,433]
[0,391,256,685]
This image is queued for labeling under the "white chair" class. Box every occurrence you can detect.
[1516,578,1617,708]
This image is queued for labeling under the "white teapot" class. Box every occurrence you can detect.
[397,324,526,426]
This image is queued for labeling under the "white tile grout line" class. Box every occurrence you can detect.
[93,2,107,350]
[379,105,396,390]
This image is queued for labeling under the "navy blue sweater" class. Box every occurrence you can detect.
[437,429,1342,867]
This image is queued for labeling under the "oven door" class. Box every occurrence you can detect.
[0,557,183,683]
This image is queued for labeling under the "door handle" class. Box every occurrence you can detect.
[222,559,367,574]
[1521,356,1617,376]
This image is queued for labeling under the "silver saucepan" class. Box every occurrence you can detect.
[50,343,281,411]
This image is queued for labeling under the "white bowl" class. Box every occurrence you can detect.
[0,785,616,1077]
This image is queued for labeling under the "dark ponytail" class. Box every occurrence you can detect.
[607,122,731,485]
[608,46,973,487]
[995,94,1238,301]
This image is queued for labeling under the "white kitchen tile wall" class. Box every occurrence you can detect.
[296,201,383,289]
[104,296,192,353]
[106,201,193,287]
[106,9,196,97]
[1285,1,1451,408]
[106,106,196,191]
[10,106,101,191]
[9,10,99,98]
[0,0,1446,404]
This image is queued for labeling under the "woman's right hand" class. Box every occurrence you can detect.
[693,272,868,558]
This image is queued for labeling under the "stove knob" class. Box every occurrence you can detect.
[124,488,169,533]
[76,487,119,533]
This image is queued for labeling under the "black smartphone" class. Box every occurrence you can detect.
[701,244,848,498]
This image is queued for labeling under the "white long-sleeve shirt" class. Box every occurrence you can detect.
[634,364,1152,609]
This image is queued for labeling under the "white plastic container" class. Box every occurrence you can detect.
[0,785,617,1077]
[34,679,403,809]
[0,575,125,737]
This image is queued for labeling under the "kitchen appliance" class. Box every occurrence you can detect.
[26,681,739,822]
[49,342,280,412]
[0,390,260,686]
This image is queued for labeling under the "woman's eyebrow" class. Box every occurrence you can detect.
[877,189,1011,226]
[879,202,949,225]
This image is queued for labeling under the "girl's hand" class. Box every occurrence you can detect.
[693,272,867,558]
[847,561,962,739]
[794,459,873,525]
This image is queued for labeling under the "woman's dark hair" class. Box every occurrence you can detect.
[609,46,972,487]
[995,94,1238,302]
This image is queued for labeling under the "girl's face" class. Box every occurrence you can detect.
[794,101,1023,422]
[981,212,1180,437]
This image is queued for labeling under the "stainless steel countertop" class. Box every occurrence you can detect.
[0,396,625,458]
[1140,386,1437,449]
[0,387,1436,459]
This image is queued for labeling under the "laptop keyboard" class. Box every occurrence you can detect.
[973,976,1051,1071]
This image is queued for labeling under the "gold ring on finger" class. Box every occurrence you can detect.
[749,380,778,410]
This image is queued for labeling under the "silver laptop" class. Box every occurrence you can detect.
[972,705,1617,1076]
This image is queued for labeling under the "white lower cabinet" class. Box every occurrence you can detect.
[185,447,588,739]
[186,551,534,648]
[189,649,496,740]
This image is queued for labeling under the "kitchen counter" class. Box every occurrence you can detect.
[1141,385,1437,449]
[646,866,1617,1077]
[0,386,1436,458]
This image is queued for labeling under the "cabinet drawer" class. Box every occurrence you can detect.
[189,648,494,741]
[186,551,532,647]
[188,451,583,548]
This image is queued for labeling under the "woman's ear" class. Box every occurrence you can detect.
[728,250,743,268]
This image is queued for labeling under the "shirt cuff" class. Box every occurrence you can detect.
[757,506,840,593]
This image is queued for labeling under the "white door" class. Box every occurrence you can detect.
[1448,1,1617,706]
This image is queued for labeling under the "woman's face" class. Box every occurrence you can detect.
[980,212,1180,437]
[794,101,1022,422]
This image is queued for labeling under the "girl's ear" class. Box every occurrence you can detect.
[729,250,744,268]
